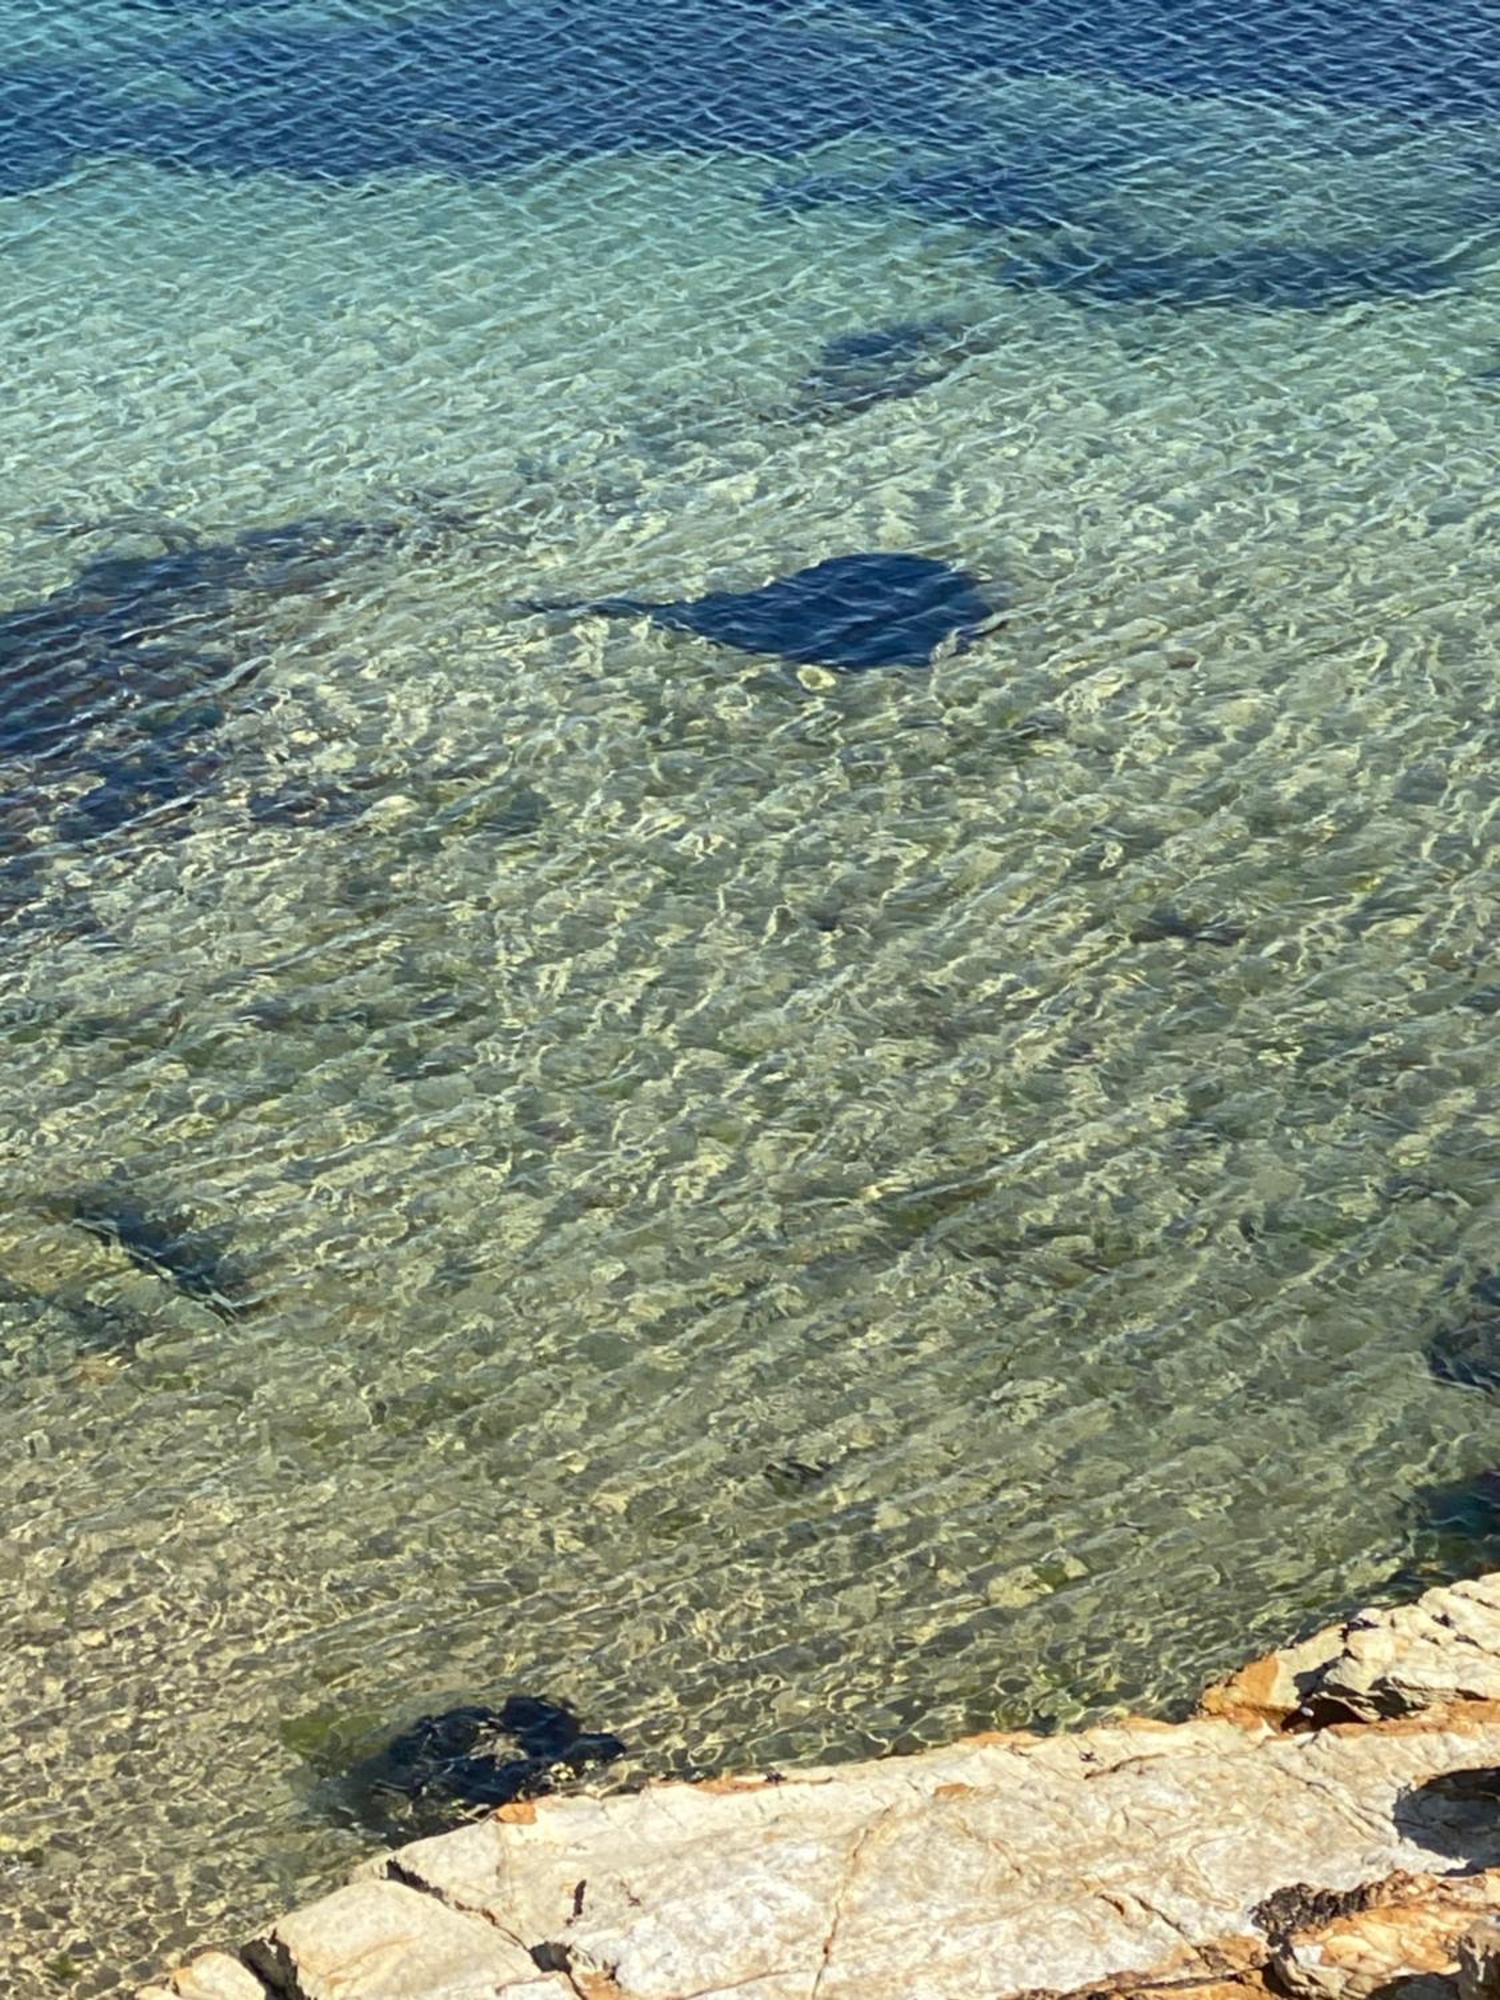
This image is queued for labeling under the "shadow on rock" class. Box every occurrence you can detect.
[1394,1767,1500,1872]
[336,1698,627,1842]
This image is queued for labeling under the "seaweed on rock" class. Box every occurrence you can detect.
[340,1698,627,1841]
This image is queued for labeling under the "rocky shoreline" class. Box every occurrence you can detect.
[140,1572,1500,2000]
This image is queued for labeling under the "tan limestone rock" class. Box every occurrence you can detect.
[1268,1872,1500,1999]
[1199,1624,1349,1727]
[242,1878,566,2000]
[1307,1576,1500,1722]
[134,1949,269,2000]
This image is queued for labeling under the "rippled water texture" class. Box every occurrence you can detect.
[6,0,1500,1989]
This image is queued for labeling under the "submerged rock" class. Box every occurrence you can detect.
[341,1697,626,1840]
[996,236,1461,311]
[1427,1279,1500,1397]
[790,320,987,420]
[529,552,1000,671]
[0,514,406,920]
[60,1188,251,1322]
[763,136,1130,234]
[0,515,393,765]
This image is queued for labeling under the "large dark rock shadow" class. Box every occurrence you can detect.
[1394,1766,1500,1872]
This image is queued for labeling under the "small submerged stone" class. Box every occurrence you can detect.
[342,1697,626,1839]
[1129,906,1245,947]
[528,552,1000,672]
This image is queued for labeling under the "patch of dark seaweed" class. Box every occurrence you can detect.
[524,552,1002,673]
[10,0,1500,196]
[789,320,990,422]
[0,513,412,921]
[335,1697,627,1841]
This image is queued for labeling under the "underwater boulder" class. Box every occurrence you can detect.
[1429,1313,1500,1398]
[530,551,1000,672]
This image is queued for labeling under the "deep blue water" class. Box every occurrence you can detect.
[4,0,1500,196]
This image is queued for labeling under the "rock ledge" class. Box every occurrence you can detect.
[141,1573,1500,2000]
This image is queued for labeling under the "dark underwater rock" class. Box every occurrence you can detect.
[0,514,391,765]
[533,553,1000,672]
[832,0,1500,123]
[1129,907,1245,947]
[342,1698,626,1840]
[121,0,973,185]
[790,321,986,420]
[61,1188,251,1321]
[1430,1308,1500,1397]
[0,515,404,914]
[763,127,1138,234]
[9,0,1500,196]
[995,237,1461,311]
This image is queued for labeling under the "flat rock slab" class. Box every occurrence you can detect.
[243,1879,566,2000]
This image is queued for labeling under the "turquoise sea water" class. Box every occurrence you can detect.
[6,1,1500,1988]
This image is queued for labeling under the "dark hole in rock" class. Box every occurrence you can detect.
[526,552,1001,672]
[1394,1768,1500,1872]
[58,1188,252,1322]
[338,1698,627,1841]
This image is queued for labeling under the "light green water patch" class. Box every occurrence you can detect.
[4,67,1500,1998]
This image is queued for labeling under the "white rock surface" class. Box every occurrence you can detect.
[243,1879,566,2000]
[137,1949,270,2000]
[381,1717,1500,1999]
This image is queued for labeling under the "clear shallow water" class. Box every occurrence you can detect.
[6,1,1500,1990]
